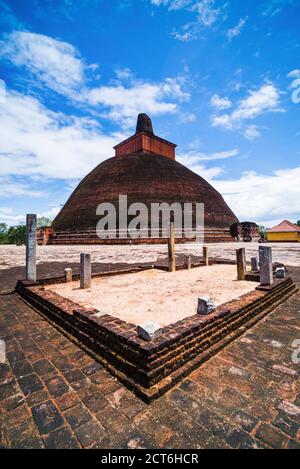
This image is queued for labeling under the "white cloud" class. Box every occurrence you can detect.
[1,31,190,126]
[229,83,281,121]
[210,94,232,110]
[177,148,239,180]
[0,31,84,96]
[226,17,248,41]
[38,206,60,221]
[214,166,300,226]
[0,176,45,198]
[154,0,221,23]
[287,69,300,78]
[179,112,197,122]
[151,0,169,5]
[151,0,222,40]
[115,67,134,81]
[211,83,282,138]
[87,63,99,72]
[179,148,238,162]
[0,209,25,225]
[151,1,191,9]
[262,0,295,17]
[171,29,197,42]
[178,148,300,226]
[191,0,220,27]
[85,76,190,127]
[0,205,60,226]
[178,157,224,180]
[243,125,261,140]
[0,207,13,214]
[169,0,191,8]
[0,90,120,181]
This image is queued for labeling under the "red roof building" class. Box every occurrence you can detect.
[267,220,300,242]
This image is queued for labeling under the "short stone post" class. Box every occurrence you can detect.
[168,222,175,272]
[65,268,73,283]
[138,321,162,341]
[26,214,37,281]
[275,267,285,279]
[80,253,91,289]
[236,248,246,280]
[259,246,273,285]
[251,257,258,272]
[186,254,191,270]
[203,246,209,266]
[197,297,215,315]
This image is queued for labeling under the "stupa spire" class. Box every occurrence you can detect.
[135,113,154,135]
[114,113,176,159]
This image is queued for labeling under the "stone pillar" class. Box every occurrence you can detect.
[236,248,246,280]
[251,257,258,272]
[203,246,209,266]
[186,254,191,270]
[80,253,91,289]
[259,246,273,285]
[168,222,175,272]
[26,214,37,281]
[65,268,73,283]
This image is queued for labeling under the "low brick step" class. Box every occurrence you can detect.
[133,279,295,385]
[142,278,293,363]
[73,277,295,389]
[151,284,298,399]
[25,281,297,403]
[15,273,298,401]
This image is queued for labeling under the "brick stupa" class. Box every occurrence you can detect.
[50,114,238,244]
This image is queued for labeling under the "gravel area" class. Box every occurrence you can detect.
[46,265,259,327]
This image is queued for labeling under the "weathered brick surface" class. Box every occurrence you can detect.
[15,272,297,400]
[0,266,300,448]
[51,151,238,234]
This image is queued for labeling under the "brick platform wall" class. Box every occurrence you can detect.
[15,271,297,402]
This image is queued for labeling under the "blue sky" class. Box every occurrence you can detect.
[0,0,299,228]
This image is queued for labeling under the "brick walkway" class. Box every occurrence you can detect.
[1,268,300,449]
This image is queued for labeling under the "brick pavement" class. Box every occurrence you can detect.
[0,267,300,449]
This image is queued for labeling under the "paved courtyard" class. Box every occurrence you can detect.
[1,265,300,449]
[1,242,300,271]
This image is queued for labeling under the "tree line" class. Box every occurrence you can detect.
[0,217,52,245]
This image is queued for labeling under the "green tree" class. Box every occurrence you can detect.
[37,216,52,227]
[0,223,8,244]
[258,225,267,239]
[296,220,300,227]
[7,225,26,245]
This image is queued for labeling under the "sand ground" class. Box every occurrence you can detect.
[0,242,299,270]
[46,265,259,327]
